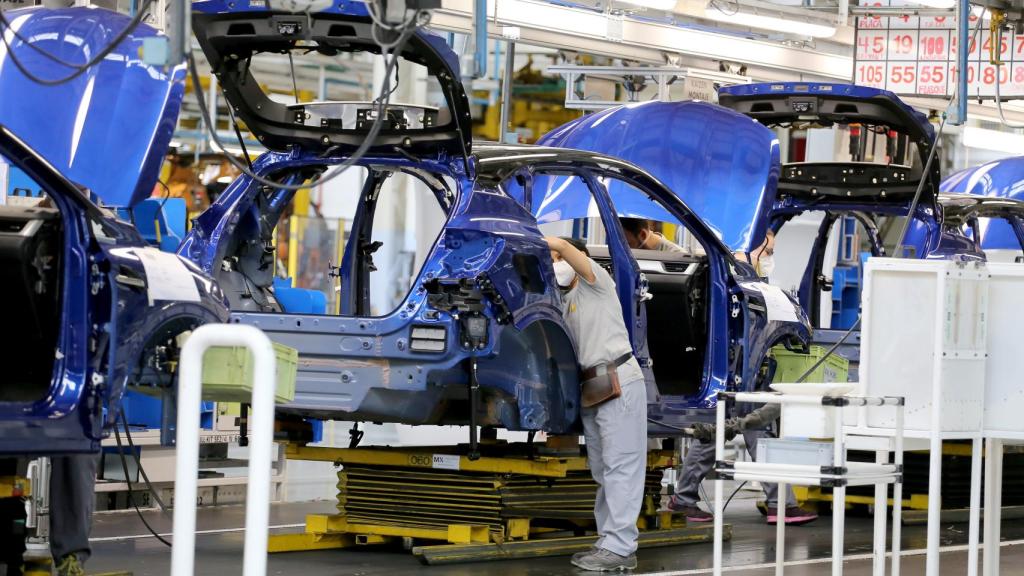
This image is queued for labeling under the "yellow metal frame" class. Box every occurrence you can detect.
[283,443,591,478]
[794,485,930,510]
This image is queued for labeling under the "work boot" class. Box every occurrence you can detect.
[571,548,637,572]
[665,497,713,522]
[571,546,599,563]
[766,506,819,526]
[55,555,84,576]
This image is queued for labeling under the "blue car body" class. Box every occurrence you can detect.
[535,102,810,424]
[904,157,1024,255]
[0,7,229,455]
[184,4,809,433]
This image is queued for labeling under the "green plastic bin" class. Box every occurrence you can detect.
[771,345,849,384]
[200,343,298,404]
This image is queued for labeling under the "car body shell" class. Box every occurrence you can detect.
[0,7,229,455]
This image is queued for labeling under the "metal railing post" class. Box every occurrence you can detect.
[171,324,277,576]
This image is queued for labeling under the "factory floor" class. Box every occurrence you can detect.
[84,487,1024,575]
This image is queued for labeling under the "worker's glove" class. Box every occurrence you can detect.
[690,420,740,443]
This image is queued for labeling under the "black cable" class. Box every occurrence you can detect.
[0,0,155,86]
[185,14,422,192]
[119,409,169,513]
[226,105,255,172]
[113,424,172,547]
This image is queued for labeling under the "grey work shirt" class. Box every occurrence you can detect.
[652,233,685,253]
[561,259,644,384]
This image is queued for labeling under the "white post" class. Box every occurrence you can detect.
[833,400,846,576]
[171,324,278,576]
[983,438,1004,576]
[713,397,726,576]
[967,437,983,576]
[892,399,905,576]
[776,482,787,576]
[873,449,889,576]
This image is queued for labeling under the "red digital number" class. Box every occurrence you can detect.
[858,64,884,85]
[892,34,915,54]
[921,35,945,57]
[891,65,916,84]
[920,65,945,84]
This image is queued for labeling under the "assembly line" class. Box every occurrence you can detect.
[0,0,1023,574]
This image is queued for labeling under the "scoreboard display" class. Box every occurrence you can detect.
[854,1,1024,99]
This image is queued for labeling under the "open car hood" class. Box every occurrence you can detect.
[536,101,780,252]
[0,6,184,207]
[718,82,939,209]
[191,1,471,158]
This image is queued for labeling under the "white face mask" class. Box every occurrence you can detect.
[757,254,775,278]
[553,260,576,287]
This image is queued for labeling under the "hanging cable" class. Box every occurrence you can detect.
[185,11,425,192]
[114,423,172,547]
[0,0,155,86]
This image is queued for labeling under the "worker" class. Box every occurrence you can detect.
[547,236,647,572]
[666,229,818,526]
[50,455,96,576]
[620,218,685,253]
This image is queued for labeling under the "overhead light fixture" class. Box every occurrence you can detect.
[617,0,678,10]
[912,0,955,8]
[962,126,1024,155]
[702,5,837,38]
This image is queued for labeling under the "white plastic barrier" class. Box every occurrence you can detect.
[171,324,277,576]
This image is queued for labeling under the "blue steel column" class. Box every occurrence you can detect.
[953,0,969,124]
[474,0,487,78]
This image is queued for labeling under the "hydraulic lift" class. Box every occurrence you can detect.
[268,436,728,565]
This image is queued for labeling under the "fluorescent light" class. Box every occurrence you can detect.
[617,0,678,10]
[912,0,955,7]
[702,6,837,38]
[962,126,1024,154]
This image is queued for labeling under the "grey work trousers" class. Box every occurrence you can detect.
[49,454,97,563]
[582,378,648,557]
[674,429,797,509]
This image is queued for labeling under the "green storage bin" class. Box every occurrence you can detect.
[201,343,298,404]
[771,345,849,384]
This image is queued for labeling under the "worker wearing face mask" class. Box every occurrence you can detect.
[620,218,685,253]
[547,236,647,572]
[665,229,818,526]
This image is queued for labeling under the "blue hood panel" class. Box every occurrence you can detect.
[537,101,780,252]
[0,7,184,207]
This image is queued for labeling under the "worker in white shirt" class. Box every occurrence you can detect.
[548,236,647,572]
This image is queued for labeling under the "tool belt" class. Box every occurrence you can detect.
[580,352,633,408]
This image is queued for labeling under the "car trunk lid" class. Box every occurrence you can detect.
[191,1,471,160]
[718,82,939,209]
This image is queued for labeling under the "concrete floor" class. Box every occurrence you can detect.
[82,491,1024,575]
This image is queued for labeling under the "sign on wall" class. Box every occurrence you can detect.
[854,0,1024,99]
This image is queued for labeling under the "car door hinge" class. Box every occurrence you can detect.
[730,294,741,319]
[89,262,105,295]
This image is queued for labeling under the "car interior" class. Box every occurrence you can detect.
[588,244,710,398]
[0,165,62,402]
[215,164,451,318]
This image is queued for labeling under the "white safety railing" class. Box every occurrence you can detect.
[171,324,277,576]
